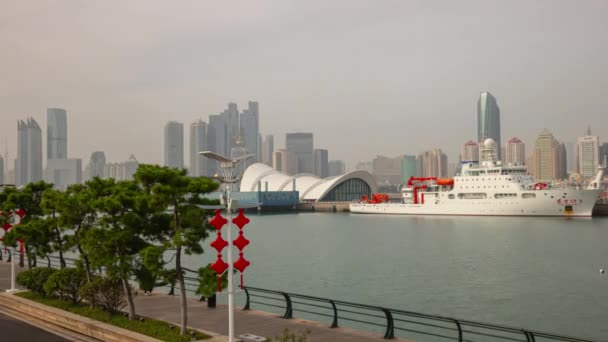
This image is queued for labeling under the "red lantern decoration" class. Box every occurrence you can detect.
[210,209,228,292]
[232,209,250,289]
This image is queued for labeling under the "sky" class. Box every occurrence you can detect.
[1,0,607,169]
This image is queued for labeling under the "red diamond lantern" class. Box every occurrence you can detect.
[211,254,229,275]
[209,209,227,230]
[210,232,228,253]
[233,231,250,251]
[233,252,250,273]
[232,209,250,229]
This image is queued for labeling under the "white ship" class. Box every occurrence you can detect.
[350,139,604,217]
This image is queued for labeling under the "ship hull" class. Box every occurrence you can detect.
[350,189,601,217]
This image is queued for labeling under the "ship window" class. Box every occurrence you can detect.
[458,193,487,199]
[495,193,517,199]
[448,194,455,199]
[522,193,536,199]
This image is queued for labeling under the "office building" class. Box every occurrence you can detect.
[86,151,106,180]
[47,108,68,159]
[400,155,418,183]
[556,142,568,180]
[240,101,260,163]
[46,159,82,190]
[576,128,600,179]
[328,160,346,177]
[189,120,207,177]
[477,92,502,160]
[286,133,314,174]
[164,121,184,169]
[313,149,329,178]
[418,149,448,178]
[372,155,402,185]
[272,149,298,175]
[505,137,525,166]
[462,141,479,162]
[531,130,562,181]
[600,142,608,167]
[104,155,139,181]
[262,135,274,166]
[16,118,43,186]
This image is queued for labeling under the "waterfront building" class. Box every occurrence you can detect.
[272,149,298,175]
[417,149,448,178]
[477,92,502,160]
[286,133,314,174]
[462,141,479,162]
[577,128,600,179]
[189,120,207,177]
[104,155,139,181]
[46,158,82,190]
[47,108,68,160]
[0,154,4,184]
[240,101,260,163]
[262,135,274,166]
[16,118,43,186]
[400,155,417,183]
[372,155,402,185]
[86,151,106,180]
[505,137,525,166]
[328,160,346,177]
[240,163,377,202]
[313,149,329,178]
[531,130,563,181]
[164,121,184,169]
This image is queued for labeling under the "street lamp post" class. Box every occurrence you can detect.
[199,151,255,342]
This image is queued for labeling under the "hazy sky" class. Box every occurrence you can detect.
[1,0,607,168]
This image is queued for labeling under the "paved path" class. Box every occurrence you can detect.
[0,311,69,341]
[0,261,402,341]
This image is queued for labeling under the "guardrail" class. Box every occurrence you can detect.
[43,256,599,342]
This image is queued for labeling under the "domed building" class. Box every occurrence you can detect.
[240,163,377,203]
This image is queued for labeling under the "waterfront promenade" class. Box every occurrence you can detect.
[0,262,404,341]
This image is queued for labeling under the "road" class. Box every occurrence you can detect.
[0,311,69,341]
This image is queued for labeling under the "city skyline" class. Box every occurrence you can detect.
[2,1,607,168]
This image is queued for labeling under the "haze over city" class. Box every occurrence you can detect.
[2,0,607,167]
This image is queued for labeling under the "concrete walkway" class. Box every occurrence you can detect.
[0,261,403,341]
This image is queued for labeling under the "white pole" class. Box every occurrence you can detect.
[227,191,234,342]
[7,248,16,292]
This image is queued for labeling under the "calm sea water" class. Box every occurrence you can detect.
[184,213,608,340]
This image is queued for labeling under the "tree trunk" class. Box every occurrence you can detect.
[47,256,51,268]
[75,226,92,281]
[122,277,136,320]
[53,211,66,268]
[176,246,188,335]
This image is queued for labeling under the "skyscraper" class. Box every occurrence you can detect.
[46,159,82,190]
[328,160,346,177]
[164,121,184,169]
[372,155,403,184]
[505,137,525,166]
[207,115,227,176]
[240,101,260,163]
[461,141,479,162]
[532,130,561,181]
[400,155,418,183]
[576,128,600,178]
[189,120,207,177]
[221,103,240,152]
[272,149,298,175]
[286,133,314,174]
[262,135,274,166]
[86,151,106,180]
[47,108,68,160]
[417,149,448,178]
[477,92,501,160]
[104,155,139,181]
[16,118,43,186]
[556,142,568,180]
[600,142,608,167]
[313,149,329,178]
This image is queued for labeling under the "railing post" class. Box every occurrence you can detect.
[382,309,394,339]
[243,287,251,310]
[454,319,463,342]
[523,330,536,342]
[329,300,338,328]
[281,292,293,319]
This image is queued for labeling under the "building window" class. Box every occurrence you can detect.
[319,178,372,202]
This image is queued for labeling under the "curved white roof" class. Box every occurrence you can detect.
[240,163,377,202]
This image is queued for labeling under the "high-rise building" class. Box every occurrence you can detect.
[505,137,525,166]
[600,142,608,167]
[272,149,297,175]
[564,142,575,173]
[16,118,43,186]
[477,92,501,160]
[104,155,139,181]
[240,101,260,163]
[0,154,4,184]
[417,149,448,178]
[286,133,313,174]
[576,128,600,179]
[400,155,418,184]
[46,159,82,190]
[328,160,345,177]
[164,121,184,169]
[313,149,329,178]
[262,135,274,166]
[221,103,240,153]
[86,151,106,180]
[372,155,402,185]
[47,108,68,160]
[461,141,479,162]
[531,130,561,181]
[207,114,227,176]
[189,120,207,177]
[556,142,568,180]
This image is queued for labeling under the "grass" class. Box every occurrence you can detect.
[15,291,209,342]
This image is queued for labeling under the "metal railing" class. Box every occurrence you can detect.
[41,256,599,342]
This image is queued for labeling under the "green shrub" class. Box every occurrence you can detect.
[267,328,311,342]
[44,268,86,303]
[80,277,127,313]
[17,268,56,296]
